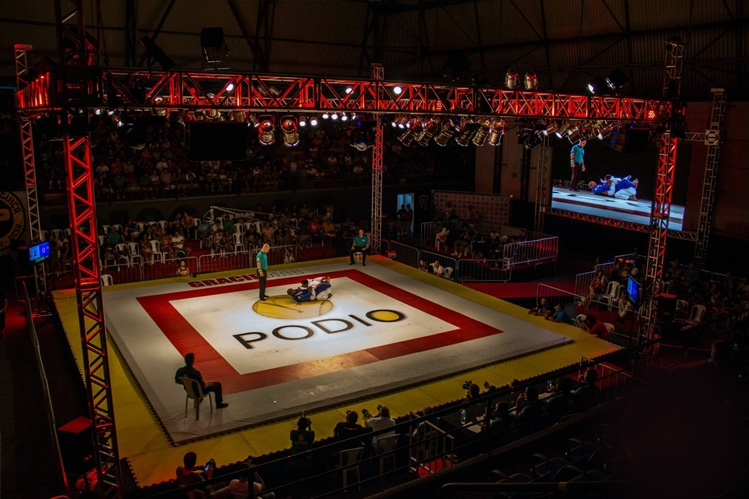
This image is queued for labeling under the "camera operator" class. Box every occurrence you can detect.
[176,452,216,494]
[362,405,395,446]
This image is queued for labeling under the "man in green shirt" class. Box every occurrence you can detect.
[256,243,270,301]
[349,229,370,266]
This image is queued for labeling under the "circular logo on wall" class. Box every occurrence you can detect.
[0,192,25,250]
[252,295,334,319]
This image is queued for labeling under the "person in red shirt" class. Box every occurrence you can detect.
[581,315,610,339]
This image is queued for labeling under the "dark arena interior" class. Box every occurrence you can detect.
[1,1,749,499]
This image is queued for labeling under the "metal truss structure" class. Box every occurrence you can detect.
[370,64,384,253]
[544,208,697,241]
[534,135,551,233]
[694,89,727,267]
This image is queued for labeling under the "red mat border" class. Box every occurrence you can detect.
[136,269,503,394]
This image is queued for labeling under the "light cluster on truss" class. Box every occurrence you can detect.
[392,115,506,148]
[518,119,620,149]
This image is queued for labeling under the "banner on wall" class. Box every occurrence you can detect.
[0,191,26,250]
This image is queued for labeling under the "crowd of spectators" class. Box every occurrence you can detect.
[32,111,472,203]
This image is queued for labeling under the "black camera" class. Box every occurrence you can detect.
[462,380,473,390]
[484,381,497,390]
[362,408,372,419]
[376,404,382,411]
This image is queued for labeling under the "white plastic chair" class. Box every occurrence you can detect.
[603,322,616,336]
[149,239,167,263]
[100,274,114,286]
[338,446,364,491]
[232,232,244,252]
[599,281,621,311]
[443,267,453,280]
[376,434,399,475]
[353,251,363,263]
[127,242,143,266]
[114,243,130,267]
[179,376,213,421]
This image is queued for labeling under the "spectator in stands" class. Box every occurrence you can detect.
[573,369,600,412]
[171,230,191,258]
[215,462,275,499]
[418,259,431,273]
[363,405,396,446]
[290,416,315,455]
[431,260,445,278]
[514,386,544,436]
[175,452,215,494]
[333,410,371,453]
[545,376,575,422]
[528,297,552,317]
[581,314,610,339]
[616,289,634,322]
[174,353,228,409]
[435,225,449,249]
[546,304,574,324]
[176,259,190,277]
[589,271,608,301]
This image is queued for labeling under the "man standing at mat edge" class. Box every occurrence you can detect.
[257,243,270,301]
[569,139,586,191]
[175,353,228,409]
[350,229,369,266]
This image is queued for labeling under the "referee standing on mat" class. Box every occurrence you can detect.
[349,229,370,266]
[257,243,270,300]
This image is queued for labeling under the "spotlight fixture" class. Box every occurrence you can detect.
[322,112,330,119]
[280,115,299,147]
[257,115,275,145]
[434,118,457,147]
[597,123,615,140]
[340,113,348,122]
[299,115,307,127]
[455,121,480,147]
[417,119,439,146]
[226,82,235,92]
[555,123,569,138]
[587,77,612,95]
[472,119,492,146]
[567,127,582,144]
[524,132,543,149]
[247,113,259,127]
[523,70,538,90]
[505,69,519,90]
[393,86,403,95]
[331,112,339,120]
[488,119,505,146]
[345,86,353,94]
[605,68,629,93]
[309,115,319,126]
[542,122,558,136]
[395,115,408,129]
[200,27,228,68]
[351,129,371,151]
[398,121,421,147]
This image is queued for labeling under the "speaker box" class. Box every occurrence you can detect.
[657,293,677,321]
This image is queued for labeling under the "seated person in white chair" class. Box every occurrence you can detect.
[174,352,228,409]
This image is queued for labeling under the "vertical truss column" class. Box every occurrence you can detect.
[639,132,678,344]
[370,64,384,253]
[694,89,727,266]
[64,131,121,498]
[534,135,551,233]
[370,120,384,253]
[14,44,32,88]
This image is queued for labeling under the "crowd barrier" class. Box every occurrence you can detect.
[456,259,512,283]
[502,236,558,270]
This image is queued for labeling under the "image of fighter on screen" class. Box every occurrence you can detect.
[588,175,639,201]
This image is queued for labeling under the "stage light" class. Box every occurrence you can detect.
[395,115,408,129]
[567,127,582,144]
[524,131,543,149]
[332,112,339,120]
[472,119,491,146]
[393,86,403,95]
[555,123,569,138]
[398,121,421,147]
[434,118,457,147]
[299,115,307,127]
[524,70,538,90]
[200,27,228,67]
[488,119,505,146]
[455,121,480,147]
[257,115,275,145]
[597,123,615,140]
[226,82,235,92]
[505,69,519,89]
[417,119,439,146]
[280,115,299,147]
[605,68,628,93]
[351,129,371,151]
[322,112,330,119]
[345,86,353,94]
[341,112,348,121]
[542,122,558,136]
[309,115,319,126]
[587,77,611,95]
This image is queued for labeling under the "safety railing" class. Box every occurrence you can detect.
[419,250,459,280]
[574,262,616,307]
[502,236,558,269]
[197,251,251,275]
[534,283,586,315]
[456,259,512,283]
[101,262,145,285]
[383,239,421,268]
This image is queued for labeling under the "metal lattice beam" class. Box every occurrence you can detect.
[694,89,726,266]
[370,63,384,253]
[64,132,121,498]
[534,135,550,233]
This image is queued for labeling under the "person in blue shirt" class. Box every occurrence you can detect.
[256,243,270,301]
[569,139,587,191]
[546,303,574,324]
[349,229,370,266]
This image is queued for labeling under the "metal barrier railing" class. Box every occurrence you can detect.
[197,251,251,275]
[574,262,616,307]
[419,250,459,280]
[502,236,558,269]
[534,283,586,316]
[101,262,144,285]
[456,259,511,283]
[384,239,420,268]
